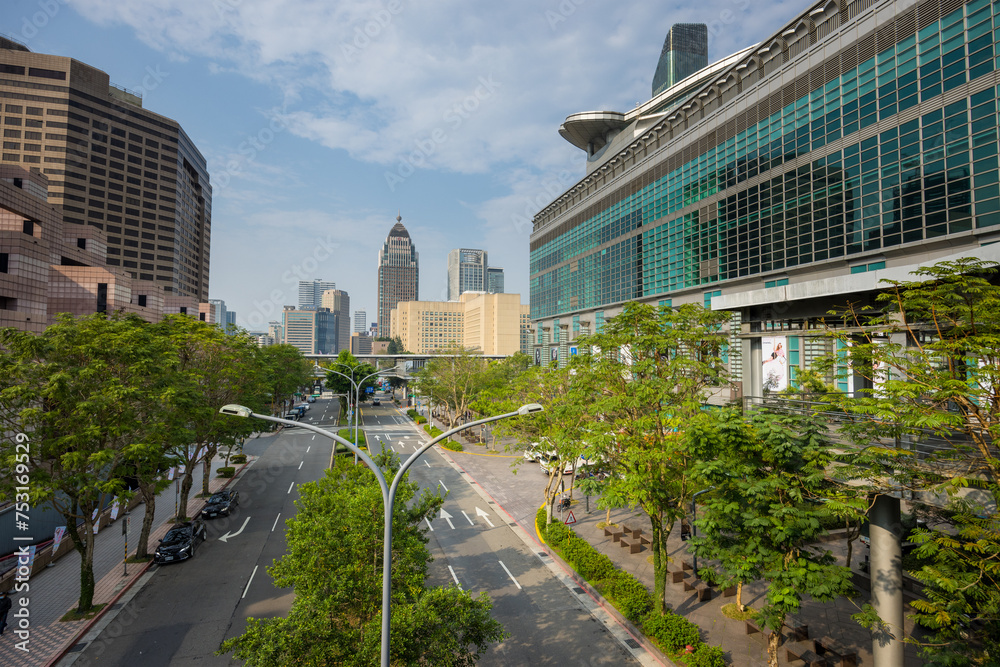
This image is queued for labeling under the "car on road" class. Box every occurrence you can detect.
[372,397,381,406]
[154,519,207,564]
[200,489,239,519]
[307,396,316,403]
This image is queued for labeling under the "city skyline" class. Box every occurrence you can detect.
[4,0,808,330]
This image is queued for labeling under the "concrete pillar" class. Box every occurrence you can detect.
[870,493,904,667]
[748,337,763,403]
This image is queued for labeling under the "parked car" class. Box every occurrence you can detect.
[306,396,316,403]
[539,454,574,475]
[154,519,207,564]
[201,489,239,519]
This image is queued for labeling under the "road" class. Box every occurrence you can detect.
[68,397,341,667]
[359,399,638,666]
[70,395,640,666]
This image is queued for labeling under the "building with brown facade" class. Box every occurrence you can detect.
[376,215,418,337]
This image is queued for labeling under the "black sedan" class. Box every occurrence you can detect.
[153,519,207,564]
[201,489,239,519]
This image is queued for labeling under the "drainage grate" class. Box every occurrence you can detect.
[110,602,124,611]
[537,552,548,558]
[625,638,642,649]
[66,644,88,653]
[573,587,585,594]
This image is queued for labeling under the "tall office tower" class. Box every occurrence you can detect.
[281,305,337,355]
[486,267,505,294]
[0,38,212,301]
[298,279,337,308]
[353,310,367,334]
[447,248,488,300]
[651,24,708,97]
[376,214,418,337]
[208,299,226,326]
[225,310,236,332]
[320,288,351,353]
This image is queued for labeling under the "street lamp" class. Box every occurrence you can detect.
[318,362,393,456]
[219,401,543,667]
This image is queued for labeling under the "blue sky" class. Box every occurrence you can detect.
[5,0,810,331]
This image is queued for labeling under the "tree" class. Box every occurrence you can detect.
[386,336,407,355]
[218,454,505,665]
[689,407,856,667]
[414,347,489,430]
[823,258,1000,663]
[258,344,313,416]
[577,301,730,615]
[322,350,382,433]
[0,313,169,611]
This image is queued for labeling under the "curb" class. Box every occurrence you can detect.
[45,455,255,667]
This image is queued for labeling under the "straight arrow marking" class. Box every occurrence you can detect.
[440,509,455,529]
[476,507,495,528]
[220,516,251,543]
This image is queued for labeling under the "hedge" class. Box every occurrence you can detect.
[423,424,443,438]
[536,507,728,664]
[416,416,427,424]
[230,454,247,464]
[216,466,235,478]
[440,440,463,452]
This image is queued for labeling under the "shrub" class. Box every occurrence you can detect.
[606,575,653,623]
[230,454,247,464]
[685,643,727,667]
[416,416,427,424]
[216,467,235,478]
[406,409,418,419]
[642,611,702,653]
[440,440,463,452]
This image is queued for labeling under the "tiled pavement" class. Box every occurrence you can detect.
[0,452,253,667]
[428,413,925,667]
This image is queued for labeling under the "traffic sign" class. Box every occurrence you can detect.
[564,510,577,525]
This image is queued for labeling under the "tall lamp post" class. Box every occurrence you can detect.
[323,366,387,453]
[220,401,542,667]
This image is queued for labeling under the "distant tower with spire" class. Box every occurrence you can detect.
[377,213,419,338]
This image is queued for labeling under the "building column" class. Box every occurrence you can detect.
[747,337,763,404]
[870,493,904,667]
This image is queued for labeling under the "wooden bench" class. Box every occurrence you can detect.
[723,585,736,597]
[813,637,858,666]
[671,569,686,583]
[619,536,642,554]
[745,619,766,636]
[682,579,712,601]
[786,646,828,666]
[604,526,623,539]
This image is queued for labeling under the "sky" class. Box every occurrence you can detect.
[4,0,811,332]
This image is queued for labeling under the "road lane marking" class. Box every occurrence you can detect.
[298,461,304,470]
[425,517,434,532]
[413,444,420,451]
[448,566,462,589]
[287,481,295,494]
[476,507,495,528]
[440,509,455,529]
[242,565,259,598]
[219,516,252,543]
[311,435,315,440]
[461,511,475,526]
[271,514,281,532]
[423,460,430,468]
[439,480,449,493]
[306,446,310,453]
[498,561,522,590]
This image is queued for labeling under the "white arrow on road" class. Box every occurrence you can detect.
[440,509,455,529]
[476,507,495,528]
[219,516,251,542]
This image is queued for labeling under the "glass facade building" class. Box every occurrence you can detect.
[531,0,1000,395]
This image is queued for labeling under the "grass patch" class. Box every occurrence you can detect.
[60,603,107,622]
[126,555,152,564]
[721,602,757,621]
[596,521,618,530]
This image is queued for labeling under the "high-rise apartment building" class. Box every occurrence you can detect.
[533,0,1000,399]
[281,305,337,355]
[353,309,367,334]
[651,24,708,97]
[208,299,226,328]
[0,38,212,301]
[486,266,505,294]
[376,214,418,337]
[298,279,337,309]
[319,288,351,353]
[447,248,487,300]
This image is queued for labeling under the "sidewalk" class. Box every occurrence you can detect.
[424,412,923,666]
[0,451,256,667]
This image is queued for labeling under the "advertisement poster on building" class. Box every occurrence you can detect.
[534,348,541,365]
[762,336,788,392]
[52,526,66,556]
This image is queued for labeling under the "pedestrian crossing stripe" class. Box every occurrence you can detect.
[564,511,577,525]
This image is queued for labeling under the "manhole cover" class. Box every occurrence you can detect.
[625,638,642,649]
[573,587,585,594]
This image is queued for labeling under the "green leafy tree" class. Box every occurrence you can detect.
[258,344,313,416]
[690,407,856,667]
[578,301,730,614]
[386,336,407,355]
[414,346,490,430]
[322,350,381,432]
[218,454,505,665]
[0,313,169,611]
[822,258,1000,663]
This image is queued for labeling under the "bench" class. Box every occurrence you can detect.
[604,526,623,539]
[813,637,858,666]
[723,585,736,597]
[671,569,687,583]
[682,579,712,601]
[619,536,642,554]
[786,646,828,666]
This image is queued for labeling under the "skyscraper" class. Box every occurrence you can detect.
[353,310,367,334]
[376,214,418,337]
[651,24,708,97]
[0,38,212,301]
[486,267,505,294]
[320,288,351,353]
[298,279,337,308]
[447,248,488,300]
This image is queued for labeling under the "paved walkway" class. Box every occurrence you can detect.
[0,449,256,667]
[426,413,925,666]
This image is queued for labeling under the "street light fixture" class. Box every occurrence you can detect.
[219,401,542,667]
[321,363,394,456]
